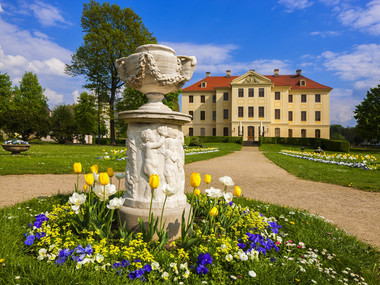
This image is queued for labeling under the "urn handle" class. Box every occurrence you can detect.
[177,56,197,81]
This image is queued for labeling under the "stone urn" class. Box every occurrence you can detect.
[2,144,30,155]
[116,44,197,111]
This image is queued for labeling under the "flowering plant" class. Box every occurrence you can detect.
[96,148,127,161]
[4,133,29,145]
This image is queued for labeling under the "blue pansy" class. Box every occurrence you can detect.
[197,253,212,265]
[24,234,35,246]
[196,265,209,275]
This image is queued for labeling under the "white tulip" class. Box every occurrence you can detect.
[68,192,86,214]
[115,172,126,180]
[219,176,234,186]
[93,184,117,201]
[223,192,233,203]
[107,197,125,209]
[161,183,178,197]
[205,187,223,199]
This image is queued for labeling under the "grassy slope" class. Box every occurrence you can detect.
[260,144,380,192]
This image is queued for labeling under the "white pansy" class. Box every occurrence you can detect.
[183,269,190,278]
[95,253,104,263]
[151,261,160,270]
[161,183,178,197]
[161,272,169,280]
[218,176,234,186]
[107,197,125,209]
[180,262,188,270]
[248,270,257,277]
[37,248,47,260]
[205,187,223,199]
[93,184,117,201]
[223,192,233,203]
[225,254,233,262]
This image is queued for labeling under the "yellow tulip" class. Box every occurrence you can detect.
[73,162,82,174]
[190,172,201,188]
[149,174,159,189]
[107,167,114,177]
[0,258,4,263]
[83,184,88,191]
[194,188,201,196]
[84,173,94,186]
[234,186,242,197]
[204,174,211,184]
[99,172,110,186]
[210,207,218,216]
[90,164,99,174]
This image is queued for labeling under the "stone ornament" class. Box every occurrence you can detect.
[115,44,197,96]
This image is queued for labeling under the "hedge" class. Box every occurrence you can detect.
[94,138,126,146]
[259,137,350,152]
[185,136,243,147]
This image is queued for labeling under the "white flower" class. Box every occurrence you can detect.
[239,252,248,261]
[161,272,169,280]
[161,183,178,197]
[219,176,234,186]
[115,172,125,180]
[230,275,237,280]
[95,253,104,263]
[225,254,233,262]
[180,262,188,270]
[68,193,86,214]
[151,261,160,270]
[183,269,190,278]
[93,184,117,201]
[37,248,48,260]
[223,192,233,203]
[248,270,257,277]
[107,197,125,209]
[205,187,223,199]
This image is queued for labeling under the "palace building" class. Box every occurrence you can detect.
[181,69,332,142]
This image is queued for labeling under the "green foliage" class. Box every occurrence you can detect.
[185,143,242,164]
[1,72,50,140]
[185,136,243,146]
[330,124,364,146]
[259,137,350,152]
[95,138,126,146]
[65,0,156,145]
[354,85,380,144]
[0,72,13,125]
[260,144,380,191]
[50,105,76,144]
[74,92,97,143]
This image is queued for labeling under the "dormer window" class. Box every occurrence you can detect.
[201,81,207,88]
[300,80,306,86]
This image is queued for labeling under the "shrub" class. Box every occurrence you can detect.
[95,138,126,146]
[185,136,243,146]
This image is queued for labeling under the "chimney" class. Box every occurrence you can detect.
[296,69,302,76]
[250,69,255,72]
[226,70,231,78]
[206,72,211,77]
[274,69,279,77]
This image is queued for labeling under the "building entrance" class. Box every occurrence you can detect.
[248,126,255,141]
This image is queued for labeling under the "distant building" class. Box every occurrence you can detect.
[182,69,332,141]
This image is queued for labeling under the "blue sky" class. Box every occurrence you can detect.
[0,0,379,126]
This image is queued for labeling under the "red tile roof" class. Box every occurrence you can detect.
[183,74,332,91]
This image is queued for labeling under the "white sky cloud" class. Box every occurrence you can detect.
[33,31,49,39]
[72,90,80,103]
[337,0,380,35]
[330,89,360,125]
[0,4,3,13]
[322,44,380,90]
[310,31,340,37]
[44,88,63,106]
[30,1,67,27]
[278,0,313,12]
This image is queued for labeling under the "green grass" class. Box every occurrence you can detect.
[0,142,242,175]
[0,195,378,284]
[260,144,380,192]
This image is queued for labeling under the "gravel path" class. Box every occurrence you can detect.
[1,147,379,248]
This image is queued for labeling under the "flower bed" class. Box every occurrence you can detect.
[280,150,377,170]
[18,164,372,284]
[185,147,219,156]
[96,149,128,161]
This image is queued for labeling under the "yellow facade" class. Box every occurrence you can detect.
[182,70,331,141]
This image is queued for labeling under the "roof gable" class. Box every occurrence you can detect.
[231,70,273,85]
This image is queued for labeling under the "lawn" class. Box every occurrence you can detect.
[260,144,380,192]
[0,142,242,175]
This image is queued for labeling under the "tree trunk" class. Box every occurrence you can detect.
[109,89,116,146]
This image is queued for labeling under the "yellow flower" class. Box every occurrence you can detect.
[107,167,114,177]
[84,173,94,186]
[73,162,82,174]
[190,172,201,188]
[204,174,211,184]
[0,258,4,263]
[210,207,218,216]
[149,174,159,189]
[194,188,201,196]
[234,186,242,197]
[83,185,87,191]
[99,172,110,185]
[90,164,99,174]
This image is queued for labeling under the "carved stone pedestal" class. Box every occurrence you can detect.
[115,44,196,240]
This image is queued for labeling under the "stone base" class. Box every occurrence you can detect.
[119,203,191,240]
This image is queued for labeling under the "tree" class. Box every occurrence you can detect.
[0,72,13,123]
[65,1,156,145]
[50,105,76,144]
[74,92,97,143]
[354,85,380,144]
[1,72,50,140]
